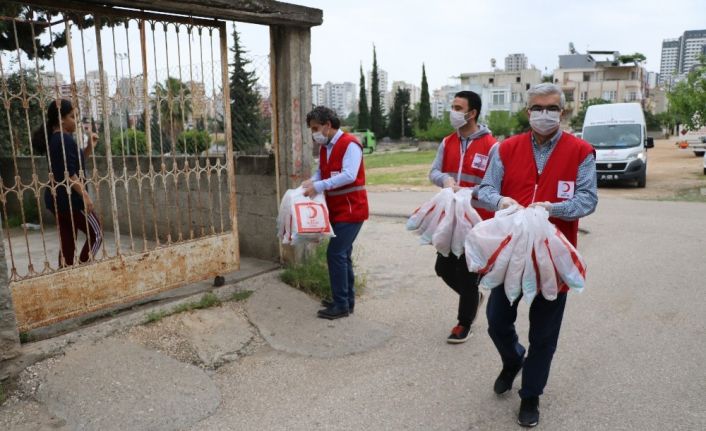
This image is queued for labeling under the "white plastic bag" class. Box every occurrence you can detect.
[451,188,481,258]
[545,224,587,292]
[431,191,457,256]
[277,187,334,245]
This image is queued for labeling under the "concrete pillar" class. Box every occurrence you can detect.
[0,226,21,379]
[270,25,314,264]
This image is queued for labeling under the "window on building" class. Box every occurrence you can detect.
[489,78,494,84]
[602,90,616,101]
[563,90,574,102]
[516,76,521,83]
[492,91,505,106]
[583,72,591,82]
[628,92,637,101]
[630,71,636,80]
[580,91,588,102]
[511,92,522,103]
[526,83,530,90]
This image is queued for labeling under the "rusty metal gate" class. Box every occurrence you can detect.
[0,2,239,331]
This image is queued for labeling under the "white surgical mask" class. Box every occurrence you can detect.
[449,110,468,129]
[529,110,561,135]
[312,126,329,145]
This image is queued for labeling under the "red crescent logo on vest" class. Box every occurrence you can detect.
[562,182,571,193]
[307,206,318,219]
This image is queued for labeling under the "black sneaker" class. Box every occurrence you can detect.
[317,306,349,320]
[321,299,354,314]
[517,396,540,427]
[493,361,523,394]
[447,324,471,344]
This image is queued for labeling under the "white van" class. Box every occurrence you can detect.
[581,103,654,188]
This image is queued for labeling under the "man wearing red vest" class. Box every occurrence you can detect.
[302,106,368,320]
[429,91,497,344]
[477,83,597,427]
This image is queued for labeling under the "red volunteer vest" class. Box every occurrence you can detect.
[499,131,594,293]
[319,132,369,223]
[441,132,497,220]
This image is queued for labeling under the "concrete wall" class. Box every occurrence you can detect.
[0,155,278,262]
[0,228,21,379]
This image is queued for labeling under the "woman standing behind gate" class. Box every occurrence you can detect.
[32,99,102,267]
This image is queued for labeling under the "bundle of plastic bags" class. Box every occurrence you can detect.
[406,188,482,257]
[277,187,335,245]
[464,205,587,304]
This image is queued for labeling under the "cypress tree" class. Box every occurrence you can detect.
[369,46,386,138]
[229,24,264,152]
[357,64,370,130]
[418,63,431,130]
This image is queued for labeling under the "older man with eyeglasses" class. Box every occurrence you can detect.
[477,83,598,427]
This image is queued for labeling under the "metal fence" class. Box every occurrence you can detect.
[0,2,242,330]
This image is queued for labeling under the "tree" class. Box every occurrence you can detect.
[153,77,192,150]
[0,5,99,60]
[486,111,516,139]
[387,88,412,139]
[418,64,432,130]
[668,56,706,131]
[0,71,44,155]
[569,98,611,131]
[342,111,359,128]
[357,65,370,130]
[369,46,386,138]
[618,52,647,65]
[512,110,530,134]
[177,130,211,154]
[413,112,454,142]
[229,25,264,153]
[111,129,147,155]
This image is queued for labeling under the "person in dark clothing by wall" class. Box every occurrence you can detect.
[32,99,102,267]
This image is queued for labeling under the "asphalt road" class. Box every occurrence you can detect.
[193,193,706,430]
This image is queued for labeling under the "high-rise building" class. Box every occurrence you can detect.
[505,53,528,72]
[431,84,461,119]
[390,81,421,107]
[458,67,542,118]
[659,29,706,86]
[322,81,357,118]
[367,68,388,113]
[311,83,324,107]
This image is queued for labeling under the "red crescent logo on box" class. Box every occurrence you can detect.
[307,206,318,219]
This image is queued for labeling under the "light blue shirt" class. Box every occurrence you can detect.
[310,129,363,194]
[477,131,598,220]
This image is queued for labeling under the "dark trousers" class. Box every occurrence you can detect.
[55,209,103,267]
[327,222,363,311]
[435,253,480,327]
[486,286,567,399]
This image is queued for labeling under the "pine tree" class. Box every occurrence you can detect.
[369,46,386,138]
[418,63,431,130]
[357,65,370,130]
[387,88,411,139]
[229,24,264,153]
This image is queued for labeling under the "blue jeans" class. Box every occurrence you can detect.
[327,222,363,311]
[486,286,567,399]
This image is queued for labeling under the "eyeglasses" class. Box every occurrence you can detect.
[529,105,561,113]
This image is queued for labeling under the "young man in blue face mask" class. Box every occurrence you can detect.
[477,83,597,427]
[302,106,368,320]
[429,91,497,344]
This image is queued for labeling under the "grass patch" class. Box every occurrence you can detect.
[667,186,706,203]
[19,332,32,343]
[366,167,432,186]
[231,290,253,302]
[143,292,228,324]
[145,310,168,324]
[281,241,331,299]
[364,150,436,169]
[280,241,366,300]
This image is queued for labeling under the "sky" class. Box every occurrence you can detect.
[2,0,705,94]
[234,0,706,91]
